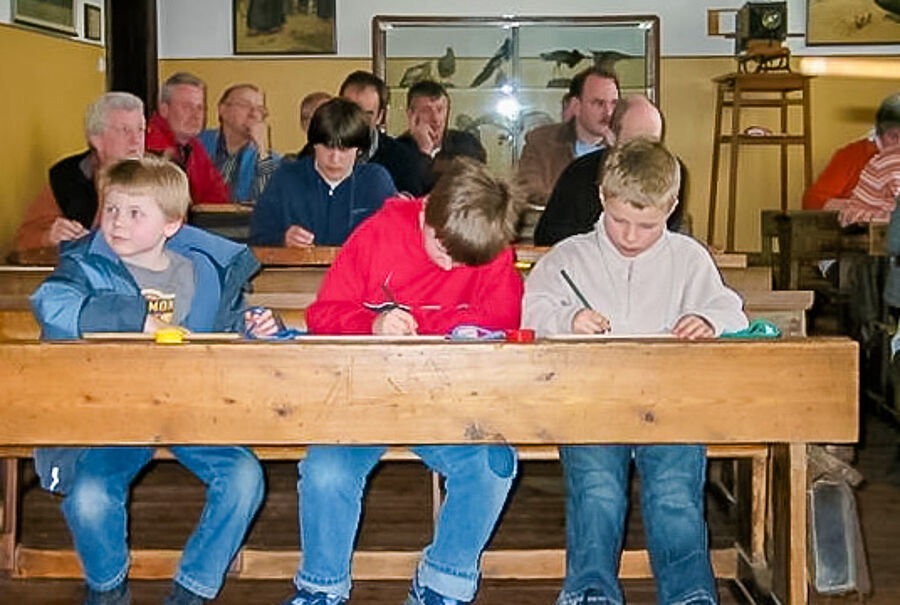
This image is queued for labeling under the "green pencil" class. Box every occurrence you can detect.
[560,269,593,310]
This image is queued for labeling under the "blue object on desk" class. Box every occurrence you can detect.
[720,318,781,339]
[243,306,305,340]
[448,325,506,341]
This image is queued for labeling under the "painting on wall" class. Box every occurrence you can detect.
[233,0,336,54]
[807,0,900,45]
[13,0,76,35]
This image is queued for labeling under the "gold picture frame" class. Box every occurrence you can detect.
[806,0,900,45]
[13,0,76,36]
[84,4,102,42]
[233,0,337,55]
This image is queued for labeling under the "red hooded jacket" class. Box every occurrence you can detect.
[145,112,230,204]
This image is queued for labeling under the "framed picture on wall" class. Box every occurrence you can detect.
[233,0,336,54]
[13,0,76,35]
[84,4,102,42]
[806,0,900,45]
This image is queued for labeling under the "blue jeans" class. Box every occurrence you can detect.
[294,444,516,601]
[60,446,265,599]
[557,445,717,605]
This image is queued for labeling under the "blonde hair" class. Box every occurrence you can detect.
[601,137,679,211]
[99,156,191,221]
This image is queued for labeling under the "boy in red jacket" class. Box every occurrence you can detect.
[285,157,524,605]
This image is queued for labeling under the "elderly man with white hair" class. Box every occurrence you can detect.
[13,91,145,253]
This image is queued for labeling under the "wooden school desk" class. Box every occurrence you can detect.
[0,337,857,605]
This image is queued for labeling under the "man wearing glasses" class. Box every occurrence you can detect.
[199,83,282,202]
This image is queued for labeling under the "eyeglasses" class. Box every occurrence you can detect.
[226,100,269,119]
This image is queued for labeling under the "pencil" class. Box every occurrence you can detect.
[560,269,593,310]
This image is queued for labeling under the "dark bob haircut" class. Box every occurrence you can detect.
[307,97,371,152]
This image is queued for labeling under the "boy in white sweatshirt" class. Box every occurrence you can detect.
[523,138,747,605]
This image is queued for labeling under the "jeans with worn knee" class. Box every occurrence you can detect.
[556,445,717,605]
[294,444,516,602]
[61,446,265,599]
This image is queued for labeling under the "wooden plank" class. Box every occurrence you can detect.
[742,290,814,311]
[250,267,327,293]
[251,246,340,266]
[1,459,18,571]
[14,546,739,581]
[191,203,253,215]
[722,266,771,292]
[0,339,858,446]
[0,267,51,295]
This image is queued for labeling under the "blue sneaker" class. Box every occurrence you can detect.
[281,587,346,605]
[403,575,470,605]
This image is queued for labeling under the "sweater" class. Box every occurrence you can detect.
[803,138,878,210]
[249,156,396,247]
[13,151,97,253]
[522,218,747,337]
[307,198,523,335]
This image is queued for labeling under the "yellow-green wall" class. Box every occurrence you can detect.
[4,46,895,253]
[164,56,896,250]
[0,24,105,256]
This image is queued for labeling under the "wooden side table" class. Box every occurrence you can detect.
[707,73,813,251]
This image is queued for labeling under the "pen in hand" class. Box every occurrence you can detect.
[561,269,611,334]
[560,269,593,310]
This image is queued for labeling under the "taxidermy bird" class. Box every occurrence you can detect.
[874,0,900,20]
[399,61,433,87]
[470,39,512,88]
[591,50,632,72]
[437,46,456,79]
[539,49,586,70]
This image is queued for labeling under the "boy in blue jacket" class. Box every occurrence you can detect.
[30,156,277,605]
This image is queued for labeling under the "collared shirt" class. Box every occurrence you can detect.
[574,139,604,158]
[211,134,280,201]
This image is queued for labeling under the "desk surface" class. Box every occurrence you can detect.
[0,338,857,446]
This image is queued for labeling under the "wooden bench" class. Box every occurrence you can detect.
[0,338,858,604]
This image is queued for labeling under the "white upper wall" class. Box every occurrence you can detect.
[158,0,900,58]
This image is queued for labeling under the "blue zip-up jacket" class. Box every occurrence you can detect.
[249,155,397,247]
[29,225,260,493]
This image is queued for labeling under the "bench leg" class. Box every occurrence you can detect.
[771,443,808,605]
[1,458,19,571]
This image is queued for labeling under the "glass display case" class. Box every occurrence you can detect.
[372,15,660,176]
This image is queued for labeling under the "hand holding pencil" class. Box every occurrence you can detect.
[572,309,611,334]
[561,268,611,334]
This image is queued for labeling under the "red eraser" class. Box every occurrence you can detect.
[505,329,535,343]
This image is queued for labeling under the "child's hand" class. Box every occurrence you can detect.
[244,308,280,338]
[373,308,418,335]
[284,224,315,247]
[572,309,611,334]
[672,314,714,340]
[143,315,172,334]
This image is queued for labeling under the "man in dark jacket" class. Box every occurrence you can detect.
[396,80,486,191]
[339,71,429,197]
[534,95,684,246]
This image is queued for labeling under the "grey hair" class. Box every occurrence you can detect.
[160,72,206,104]
[876,92,900,136]
[83,92,144,141]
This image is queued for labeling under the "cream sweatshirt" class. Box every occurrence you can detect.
[522,216,748,337]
